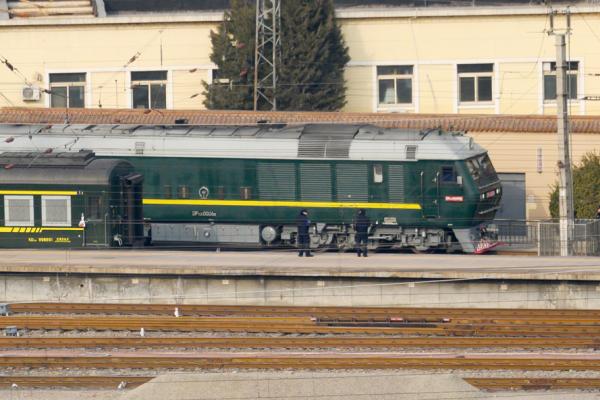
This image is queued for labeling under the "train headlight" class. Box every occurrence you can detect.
[481,193,486,200]
[496,188,501,194]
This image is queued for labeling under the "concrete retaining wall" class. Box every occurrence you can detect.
[2,274,600,309]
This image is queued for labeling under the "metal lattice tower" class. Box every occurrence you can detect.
[253,0,281,111]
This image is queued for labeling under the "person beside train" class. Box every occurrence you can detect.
[296,209,314,257]
[354,209,371,257]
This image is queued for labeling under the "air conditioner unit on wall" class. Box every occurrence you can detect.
[22,86,40,101]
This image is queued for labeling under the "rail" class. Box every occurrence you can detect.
[10,303,600,319]
[2,352,600,370]
[2,336,600,349]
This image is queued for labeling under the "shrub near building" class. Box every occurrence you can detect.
[549,153,600,219]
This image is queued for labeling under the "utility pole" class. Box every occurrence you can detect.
[253,0,281,111]
[555,33,575,256]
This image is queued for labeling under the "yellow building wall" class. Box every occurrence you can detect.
[0,22,217,108]
[417,64,454,114]
[172,69,211,109]
[0,10,598,114]
[473,131,600,219]
[90,72,127,109]
[344,66,373,112]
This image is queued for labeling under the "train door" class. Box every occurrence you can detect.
[120,173,144,247]
[84,193,108,246]
[420,168,440,219]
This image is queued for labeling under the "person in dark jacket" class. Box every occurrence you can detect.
[296,209,313,257]
[354,209,371,257]
[596,205,600,219]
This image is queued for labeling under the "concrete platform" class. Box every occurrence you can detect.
[0,249,599,281]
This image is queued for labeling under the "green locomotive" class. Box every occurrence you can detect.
[0,123,501,253]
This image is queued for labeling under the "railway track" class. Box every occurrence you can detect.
[3,315,600,336]
[11,302,600,320]
[2,336,600,349]
[1,376,599,391]
[2,351,600,370]
[465,378,600,391]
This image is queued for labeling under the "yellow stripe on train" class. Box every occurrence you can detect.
[0,227,83,233]
[143,198,422,210]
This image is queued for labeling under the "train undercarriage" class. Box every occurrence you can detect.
[150,222,498,254]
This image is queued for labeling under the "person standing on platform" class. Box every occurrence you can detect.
[354,209,371,257]
[296,209,313,257]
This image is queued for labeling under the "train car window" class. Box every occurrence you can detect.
[441,167,456,183]
[177,185,190,199]
[86,196,103,220]
[164,185,172,199]
[240,187,252,200]
[373,164,384,184]
[4,195,34,227]
[41,196,71,227]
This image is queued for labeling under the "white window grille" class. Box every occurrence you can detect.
[41,196,71,227]
[4,195,34,226]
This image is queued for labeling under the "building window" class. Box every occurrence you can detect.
[458,64,493,104]
[4,195,34,226]
[543,61,578,101]
[42,196,71,226]
[377,66,413,106]
[49,73,86,108]
[131,71,167,109]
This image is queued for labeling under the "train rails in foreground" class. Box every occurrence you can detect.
[6,314,600,336]
[2,350,600,371]
[10,302,600,318]
[3,336,600,349]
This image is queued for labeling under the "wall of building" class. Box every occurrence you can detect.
[0,7,598,114]
[474,131,600,220]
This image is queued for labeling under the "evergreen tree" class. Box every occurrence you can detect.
[202,0,255,110]
[278,0,350,111]
[549,152,600,219]
[203,0,350,111]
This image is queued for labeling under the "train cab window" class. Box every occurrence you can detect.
[240,187,252,200]
[4,195,34,227]
[86,195,103,220]
[373,164,384,184]
[441,167,456,183]
[41,196,71,227]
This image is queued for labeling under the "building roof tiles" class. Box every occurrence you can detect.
[1,107,600,134]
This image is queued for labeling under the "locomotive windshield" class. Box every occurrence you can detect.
[467,153,498,187]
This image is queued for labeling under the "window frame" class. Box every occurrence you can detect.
[49,72,86,109]
[4,195,34,227]
[41,195,72,227]
[542,61,579,103]
[457,64,494,105]
[440,166,457,185]
[376,65,414,109]
[131,70,168,110]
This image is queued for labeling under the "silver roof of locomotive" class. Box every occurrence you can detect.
[0,123,486,161]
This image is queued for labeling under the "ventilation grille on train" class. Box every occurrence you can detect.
[257,162,296,200]
[336,164,368,202]
[300,164,332,201]
[406,145,418,160]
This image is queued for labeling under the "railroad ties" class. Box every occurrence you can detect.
[2,303,600,392]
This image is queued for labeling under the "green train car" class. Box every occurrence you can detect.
[0,123,501,253]
[0,150,143,247]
